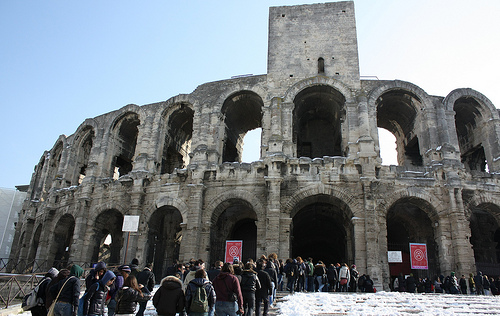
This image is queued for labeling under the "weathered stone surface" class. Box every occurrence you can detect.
[10,2,500,290]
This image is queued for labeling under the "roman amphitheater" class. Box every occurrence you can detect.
[10,1,500,290]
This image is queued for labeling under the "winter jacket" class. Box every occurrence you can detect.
[240,270,261,293]
[85,262,107,290]
[338,266,350,281]
[108,270,125,300]
[136,268,155,292]
[183,268,208,291]
[326,265,337,282]
[83,270,115,316]
[264,263,278,285]
[153,276,185,316]
[50,265,84,311]
[314,265,326,277]
[212,272,243,310]
[256,269,272,297]
[115,287,151,315]
[185,278,216,314]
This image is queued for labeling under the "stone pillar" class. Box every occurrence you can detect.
[179,184,206,261]
[279,217,292,259]
[264,160,283,254]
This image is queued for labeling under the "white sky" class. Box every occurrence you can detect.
[1,0,499,188]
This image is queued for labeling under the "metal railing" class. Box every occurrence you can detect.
[0,273,43,309]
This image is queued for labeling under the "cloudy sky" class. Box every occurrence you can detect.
[1,0,499,189]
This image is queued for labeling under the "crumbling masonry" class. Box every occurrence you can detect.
[11,1,500,290]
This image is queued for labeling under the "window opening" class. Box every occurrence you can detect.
[318,57,325,74]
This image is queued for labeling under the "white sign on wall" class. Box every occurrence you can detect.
[122,215,140,232]
[388,251,403,263]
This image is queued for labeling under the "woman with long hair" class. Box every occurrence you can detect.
[115,275,151,316]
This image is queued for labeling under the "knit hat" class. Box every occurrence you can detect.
[118,265,131,273]
[70,264,84,278]
[47,267,59,278]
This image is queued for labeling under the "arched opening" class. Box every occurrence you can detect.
[318,57,325,74]
[222,91,263,163]
[91,209,124,265]
[454,97,489,172]
[210,199,258,264]
[291,195,353,265]
[74,128,94,185]
[241,128,262,163]
[386,198,440,279]
[50,214,75,269]
[111,113,140,179]
[376,90,423,167]
[45,142,63,191]
[161,104,194,174]
[293,85,345,158]
[146,206,183,281]
[378,127,398,165]
[26,225,42,273]
[469,203,500,276]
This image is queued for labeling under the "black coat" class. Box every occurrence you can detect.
[115,287,151,315]
[240,270,261,293]
[153,276,185,316]
[136,268,155,292]
[83,282,108,316]
[49,276,80,308]
[185,278,216,314]
[255,270,272,298]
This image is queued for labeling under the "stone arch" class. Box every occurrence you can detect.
[87,207,125,264]
[159,101,194,174]
[30,153,48,200]
[207,189,264,264]
[108,109,142,178]
[375,188,442,221]
[282,183,363,218]
[283,76,354,103]
[48,213,75,269]
[45,137,67,192]
[149,196,189,224]
[444,88,500,172]
[368,81,433,167]
[27,224,42,266]
[219,90,264,163]
[287,191,356,265]
[71,123,96,185]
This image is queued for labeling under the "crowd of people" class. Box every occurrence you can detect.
[24,255,500,316]
[392,271,500,295]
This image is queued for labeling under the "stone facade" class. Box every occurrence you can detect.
[10,1,500,290]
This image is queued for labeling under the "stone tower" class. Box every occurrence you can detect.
[10,1,500,290]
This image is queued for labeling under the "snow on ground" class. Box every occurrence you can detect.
[8,288,500,316]
[277,291,500,316]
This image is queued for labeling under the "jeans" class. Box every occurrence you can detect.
[242,291,255,316]
[277,274,283,291]
[215,301,238,316]
[107,299,117,316]
[136,301,147,316]
[287,276,296,293]
[316,276,324,292]
[306,276,314,292]
[54,302,72,316]
[255,294,269,316]
[269,282,275,306]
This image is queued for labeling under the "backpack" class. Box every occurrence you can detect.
[22,278,47,311]
[190,283,209,313]
[78,282,99,316]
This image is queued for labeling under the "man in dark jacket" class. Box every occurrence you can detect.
[255,260,272,316]
[129,258,140,277]
[207,261,223,281]
[50,264,84,316]
[30,267,58,316]
[136,263,155,316]
[153,276,185,316]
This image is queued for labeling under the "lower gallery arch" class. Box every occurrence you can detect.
[210,199,257,265]
[49,214,75,269]
[26,225,42,273]
[91,209,124,265]
[145,206,183,281]
[469,203,500,276]
[386,198,439,281]
[290,194,354,265]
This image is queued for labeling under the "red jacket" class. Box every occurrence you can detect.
[212,272,243,310]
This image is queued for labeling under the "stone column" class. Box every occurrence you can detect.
[279,217,292,259]
[264,160,283,254]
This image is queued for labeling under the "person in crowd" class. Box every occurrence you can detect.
[448,272,460,294]
[313,261,326,292]
[358,274,366,292]
[295,257,305,292]
[468,273,476,294]
[416,278,425,293]
[212,263,243,316]
[136,263,155,316]
[153,275,185,316]
[30,267,58,316]
[490,277,498,295]
[184,260,207,291]
[434,275,443,293]
[276,258,284,291]
[49,264,84,316]
[85,262,107,290]
[393,276,399,292]
[338,263,350,292]
[283,259,297,293]
[255,259,272,316]
[363,275,374,293]
[115,275,151,316]
[83,270,116,316]
[240,262,261,316]
[261,256,277,306]
[305,258,315,293]
[129,259,140,278]
[165,260,180,277]
[474,271,484,295]
[185,269,216,316]
[46,269,70,310]
[397,273,406,292]
[459,275,467,294]
[495,277,500,296]
[483,274,491,295]
[423,277,432,293]
[326,264,338,292]
[405,273,416,293]
[208,261,223,282]
[108,265,131,316]
[349,264,359,292]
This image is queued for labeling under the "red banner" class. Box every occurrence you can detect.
[409,243,428,270]
[225,240,243,263]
